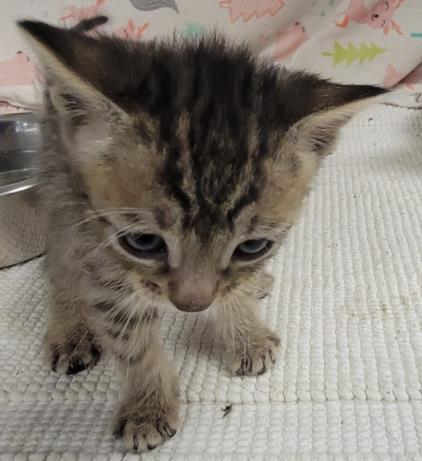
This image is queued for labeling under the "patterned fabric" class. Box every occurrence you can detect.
[0,0,421,113]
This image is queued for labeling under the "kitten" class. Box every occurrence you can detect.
[19,17,385,452]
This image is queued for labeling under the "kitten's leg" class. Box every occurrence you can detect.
[216,272,280,376]
[46,289,102,375]
[111,311,179,452]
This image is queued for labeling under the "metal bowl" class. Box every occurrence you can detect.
[0,113,47,268]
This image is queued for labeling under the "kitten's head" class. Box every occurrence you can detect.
[19,18,385,312]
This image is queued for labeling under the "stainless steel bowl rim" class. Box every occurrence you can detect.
[0,112,41,198]
[0,178,38,197]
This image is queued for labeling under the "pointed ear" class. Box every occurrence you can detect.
[17,19,128,123]
[294,96,383,156]
[281,72,387,156]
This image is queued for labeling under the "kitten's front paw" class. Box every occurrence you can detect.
[114,400,179,452]
[48,330,102,375]
[229,329,280,376]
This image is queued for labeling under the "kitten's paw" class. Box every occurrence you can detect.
[230,329,280,376]
[49,330,102,375]
[114,401,179,452]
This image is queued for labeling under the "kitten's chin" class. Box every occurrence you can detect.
[172,302,211,313]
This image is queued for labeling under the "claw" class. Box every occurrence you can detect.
[66,357,88,375]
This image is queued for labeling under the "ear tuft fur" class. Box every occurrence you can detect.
[17,17,129,124]
[280,71,388,156]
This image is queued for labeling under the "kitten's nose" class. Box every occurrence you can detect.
[168,270,217,313]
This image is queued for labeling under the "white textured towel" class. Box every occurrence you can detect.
[0,104,422,460]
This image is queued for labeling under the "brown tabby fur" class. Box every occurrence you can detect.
[18,16,385,452]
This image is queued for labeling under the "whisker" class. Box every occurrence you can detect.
[82,221,141,262]
[115,299,139,345]
[72,209,142,230]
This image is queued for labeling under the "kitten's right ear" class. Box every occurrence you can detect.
[277,71,387,157]
[17,18,128,123]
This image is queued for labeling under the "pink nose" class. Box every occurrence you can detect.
[168,272,217,313]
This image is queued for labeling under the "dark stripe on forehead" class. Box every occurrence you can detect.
[226,183,259,227]
[161,142,192,213]
[226,123,269,226]
[154,39,273,236]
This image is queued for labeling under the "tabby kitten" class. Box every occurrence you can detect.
[19,17,384,452]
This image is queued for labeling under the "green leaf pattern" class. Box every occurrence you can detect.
[322,41,387,67]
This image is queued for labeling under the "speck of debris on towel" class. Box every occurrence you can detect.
[222,404,233,417]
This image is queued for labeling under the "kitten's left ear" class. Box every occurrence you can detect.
[281,72,387,156]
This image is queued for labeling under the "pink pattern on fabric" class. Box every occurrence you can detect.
[115,20,149,39]
[336,0,404,35]
[272,22,309,61]
[60,0,106,22]
[383,64,405,87]
[0,52,37,87]
[384,64,422,89]
[219,0,285,23]
[401,64,422,89]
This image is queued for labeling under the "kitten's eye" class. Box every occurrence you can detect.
[119,233,166,258]
[233,239,273,260]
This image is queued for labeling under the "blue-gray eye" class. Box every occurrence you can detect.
[234,239,273,260]
[119,233,166,258]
